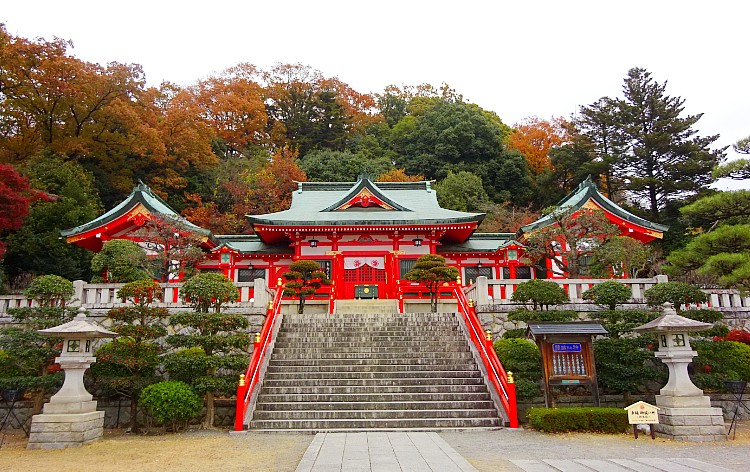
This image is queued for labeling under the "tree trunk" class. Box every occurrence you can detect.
[431,293,437,313]
[130,396,140,433]
[298,297,305,314]
[202,391,215,429]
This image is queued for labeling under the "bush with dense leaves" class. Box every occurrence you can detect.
[644,282,707,312]
[91,239,151,283]
[594,337,664,395]
[715,330,750,346]
[180,273,239,313]
[583,281,631,310]
[527,407,629,433]
[511,280,569,310]
[692,340,750,391]
[23,274,74,307]
[493,338,542,400]
[594,309,659,338]
[139,381,202,431]
[507,308,578,325]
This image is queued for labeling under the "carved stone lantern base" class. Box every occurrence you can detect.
[653,396,726,442]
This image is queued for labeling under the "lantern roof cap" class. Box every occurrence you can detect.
[38,307,117,338]
[633,303,713,333]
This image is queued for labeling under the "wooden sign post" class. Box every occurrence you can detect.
[625,401,659,439]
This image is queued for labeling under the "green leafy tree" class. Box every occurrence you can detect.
[643,281,707,312]
[510,280,570,311]
[139,381,202,432]
[403,255,459,313]
[522,207,620,278]
[0,275,75,414]
[679,191,750,228]
[595,309,659,339]
[692,340,750,391]
[282,260,332,314]
[583,281,632,311]
[608,68,725,221]
[91,280,167,433]
[594,337,663,400]
[434,171,489,212]
[91,239,151,283]
[166,273,248,428]
[714,158,750,180]
[590,236,651,278]
[493,338,542,400]
[299,150,394,182]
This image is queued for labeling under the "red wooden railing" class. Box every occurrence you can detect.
[453,285,518,428]
[234,285,284,431]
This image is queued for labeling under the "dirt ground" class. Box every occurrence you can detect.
[1,421,748,472]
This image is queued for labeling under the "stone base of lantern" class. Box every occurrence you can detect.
[27,401,105,449]
[653,394,726,442]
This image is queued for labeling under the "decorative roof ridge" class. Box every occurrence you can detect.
[322,178,411,212]
[297,180,430,192]
[468,233,516,240]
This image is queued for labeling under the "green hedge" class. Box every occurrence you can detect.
[527,407,629,433]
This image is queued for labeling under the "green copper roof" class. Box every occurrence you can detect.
[247,178,485,227]
[518,177,669,235]
[213,235,294,254]
[439,233,518,253]
[61,181,212,238]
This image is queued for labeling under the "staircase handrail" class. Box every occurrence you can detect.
[234,285,284,431]
[453,285,518,428]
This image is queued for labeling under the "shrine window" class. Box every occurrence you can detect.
[314,260,332,279]
[464,266,493,283]
[516,266,532,279]
[400,259,417,278]
[237,268,266,282]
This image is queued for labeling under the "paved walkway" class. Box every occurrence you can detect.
[508,458,733,471]
[295,432,478,472]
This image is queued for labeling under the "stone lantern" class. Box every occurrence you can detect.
[27,307,117,449]
[633,303,726,441]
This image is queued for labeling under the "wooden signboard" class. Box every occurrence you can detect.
[625,401,659,439]
[527,322,607,408]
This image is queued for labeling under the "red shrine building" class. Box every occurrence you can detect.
[62,177,667,299]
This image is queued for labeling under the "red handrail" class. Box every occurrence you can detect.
[454,285,518,428]
[234,287,284,431]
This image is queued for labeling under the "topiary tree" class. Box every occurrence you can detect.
[282,260,332,314]
[583,280,632,311]
[23,274,75,307]
[0,275,75,414]
[511,279,569,310]
[403,255,459,312]
[90,280,167,433]
[91,239,151,283]
[166,273,249,429]
[139,381,202,433]
[644,281,708,312]
[493,338,542,400]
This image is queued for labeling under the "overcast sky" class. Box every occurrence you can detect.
[2,1,748,187]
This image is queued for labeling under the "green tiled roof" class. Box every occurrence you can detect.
[439,233,518,253]
[247,178,485,227]
[518,177,669,235]
[213,235,294,254]
[61,181,212,238]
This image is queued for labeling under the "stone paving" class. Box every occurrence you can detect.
[295,431,478,472]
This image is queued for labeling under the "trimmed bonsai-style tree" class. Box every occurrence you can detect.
[583,280,632,311]
[403,255,459,313]
[282,260,332,314]
[139,380,202,432]
[644,281,708,312]
[0,275,75,414]
[91,280,167,433]
[511,279,569,311]
[166,273,249,429]
[91,239,151,283]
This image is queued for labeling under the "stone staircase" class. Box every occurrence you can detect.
[249,311,502,431]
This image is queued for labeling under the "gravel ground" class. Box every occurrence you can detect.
[1,422,748,472]
[441,421,750,472]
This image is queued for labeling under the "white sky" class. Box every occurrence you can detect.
[2,1,748,188]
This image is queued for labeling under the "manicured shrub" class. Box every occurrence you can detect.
[23,274,74,307]
[583,281,631,310]
[692,340,750,391]
[502,328,526,339]
[494,338,542,400]
[595,309,659,338]
[507,308,578,324]
[644,282,707,312]
[527,407,629,433]
[511,280,569,310]
[91,239,151,283]
[594,337,664,395]
[139,381,202,432]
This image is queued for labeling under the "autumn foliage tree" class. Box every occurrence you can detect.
[282,260,332,314]
[508,117,569,175]
[0,164,37,259]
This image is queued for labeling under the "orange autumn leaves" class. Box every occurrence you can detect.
[507,117,570,174]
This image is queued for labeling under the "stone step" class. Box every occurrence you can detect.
[275,335,462,343]
[249,417,501,430]
[263,377,484,387]
[256,392,492,403]
[265,370,482,380]
[253,408,498,420]
[255,400,496,411]
[272,346,469,354]
[261,384,489,395]
[265,364,475,373]
[284,313,454,320]
[279,326,459,333]
[268,356,473,366]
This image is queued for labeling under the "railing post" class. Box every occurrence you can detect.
[234,374,247,431]
[73,280,86,306]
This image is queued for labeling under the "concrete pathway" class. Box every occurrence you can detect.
[509,458,734,472]
[295,431,478,472]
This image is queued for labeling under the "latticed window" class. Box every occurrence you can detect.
[516,266,532,279]
[344,269,358,282]
[237,268,266,282]
[400,259,416,278]
[464,266,493,283]
[314,260,332,279]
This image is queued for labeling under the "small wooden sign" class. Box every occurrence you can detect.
[624,401,659,439]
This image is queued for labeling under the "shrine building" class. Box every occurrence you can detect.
[61,176,667,301]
